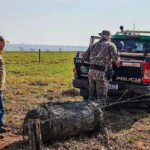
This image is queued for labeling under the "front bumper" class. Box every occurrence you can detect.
[73,79,150,96]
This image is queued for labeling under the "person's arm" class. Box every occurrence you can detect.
[109,43,120,66]
[0,58,6,91]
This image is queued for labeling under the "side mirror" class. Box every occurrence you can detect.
[89,36,95,46]
[89,36,101,46]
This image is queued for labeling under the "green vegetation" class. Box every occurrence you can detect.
[3,51,80,130]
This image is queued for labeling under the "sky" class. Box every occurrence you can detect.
[0,0,150,46]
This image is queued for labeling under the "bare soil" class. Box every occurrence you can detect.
[1,103,149,150]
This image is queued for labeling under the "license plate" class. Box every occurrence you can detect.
[108,84,118,90]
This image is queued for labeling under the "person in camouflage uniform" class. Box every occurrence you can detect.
[83,30,120,106]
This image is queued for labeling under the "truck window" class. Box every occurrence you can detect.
[112,39,150,53]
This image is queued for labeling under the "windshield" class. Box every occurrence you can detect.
[112,39,150,53]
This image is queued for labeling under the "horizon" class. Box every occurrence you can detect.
[6,42,89,47]
[5,43,88,51]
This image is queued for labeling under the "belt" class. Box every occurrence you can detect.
[90,64,105,71]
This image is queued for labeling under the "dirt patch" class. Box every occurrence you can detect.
[61,89,80,97]
[30,81,49,86]
[0,132,23,150]
[1,107,150,150]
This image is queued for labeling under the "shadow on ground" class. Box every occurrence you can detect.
[2,140,26,150]
[105,104,150,132]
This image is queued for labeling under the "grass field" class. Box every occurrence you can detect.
[4,51,80,131]
[1,51,150,150]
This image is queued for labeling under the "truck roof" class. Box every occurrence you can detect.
[112,34,150,41]
[112,30,150,41]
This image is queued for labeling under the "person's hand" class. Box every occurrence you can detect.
[115,60,121,67]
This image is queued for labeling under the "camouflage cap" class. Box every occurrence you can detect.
[99,30,111,36]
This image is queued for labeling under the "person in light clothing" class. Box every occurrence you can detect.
[0,36,6,133]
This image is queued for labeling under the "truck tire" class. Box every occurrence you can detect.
[80,88,89,100]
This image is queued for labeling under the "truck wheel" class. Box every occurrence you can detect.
[80,88,89,100]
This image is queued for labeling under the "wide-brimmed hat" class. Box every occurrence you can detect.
[0,36,10,44]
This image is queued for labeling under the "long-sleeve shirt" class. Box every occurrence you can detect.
[82,39,120,68]
[0,55,6,90]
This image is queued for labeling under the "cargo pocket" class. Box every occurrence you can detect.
[96,71,106,80]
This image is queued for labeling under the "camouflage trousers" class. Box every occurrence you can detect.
[88,69,108,106]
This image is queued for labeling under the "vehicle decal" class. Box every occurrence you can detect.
[116,77,141,83]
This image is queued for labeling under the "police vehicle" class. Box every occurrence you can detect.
[73,26,150,101]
